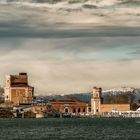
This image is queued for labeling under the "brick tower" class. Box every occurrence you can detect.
[4,73,34,105]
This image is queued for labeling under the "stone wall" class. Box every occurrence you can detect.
[101,104,130,113]
[11,87,33,105]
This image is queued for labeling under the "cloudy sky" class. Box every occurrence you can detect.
[0,0,140,95]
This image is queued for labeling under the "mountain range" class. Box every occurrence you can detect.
[42,87,140,104]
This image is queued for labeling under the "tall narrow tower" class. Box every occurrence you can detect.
[4,75,11,102]
[91,87,102,115]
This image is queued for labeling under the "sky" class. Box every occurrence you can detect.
[0,1,140,95]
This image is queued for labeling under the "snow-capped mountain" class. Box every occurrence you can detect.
[40,87,140,104]
[102,87,139,98]
[102,87,140,103]
[103,87,134,94]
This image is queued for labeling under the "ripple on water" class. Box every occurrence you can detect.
[0,118,140,140]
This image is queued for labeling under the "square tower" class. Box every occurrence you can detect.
[91,87,102,115]
[4,73,34,106]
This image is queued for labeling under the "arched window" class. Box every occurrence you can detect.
[78,108,81,113]
[96,93,99,97]
[83,108,85,112]
[64,108,69,113]
[88,108,91,112]
[73,109,76,113]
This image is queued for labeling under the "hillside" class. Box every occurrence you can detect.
[41,87,140,104]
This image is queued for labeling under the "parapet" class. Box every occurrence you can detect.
[93,87,102,94]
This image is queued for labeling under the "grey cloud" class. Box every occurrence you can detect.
[0,2,140,39]
[0,36,140,94]
[118,0,140,5]
[0,2,140,94]
[1,24,140,38]
[129,49,140,55]
[1,36,140,62]
[1,59,140,94]
[126,48,140,60]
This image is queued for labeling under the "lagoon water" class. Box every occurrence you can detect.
[0,118,140,140]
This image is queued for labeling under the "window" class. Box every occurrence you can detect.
[88,108,91,112]
[73,109,76,113]
[64,108,69,113]
[83,108,85,112]
[78,108,81,113]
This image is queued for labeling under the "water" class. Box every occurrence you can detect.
[0,118,140,140]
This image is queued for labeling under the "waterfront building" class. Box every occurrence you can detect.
[31,96,91,117]
[31,97,49,118]
[32,87,131,117]
[50,98,90,115]
[91,87,131,115]
[4,73,34,106]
